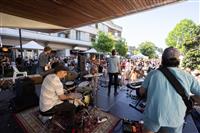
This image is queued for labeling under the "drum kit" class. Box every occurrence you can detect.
[64,80,93,106]
[63,73,108,130]
[63,73,103,107]
[77,81,93,106]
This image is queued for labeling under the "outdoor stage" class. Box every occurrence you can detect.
[0,78,199,133]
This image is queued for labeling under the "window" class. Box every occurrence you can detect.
[118,31,121,37]
[95,24,98,29]
[76,31,81,40]
[64,30,70,38]
[58,32,66,38]
[90,34,96,42]
[114,32,118,37]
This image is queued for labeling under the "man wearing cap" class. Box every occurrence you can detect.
[39,64,77,130]
[139,47,200,133]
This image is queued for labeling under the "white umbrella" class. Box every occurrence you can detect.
[15,41,44,50]
[84,48,98,53]
[131,53,148,59]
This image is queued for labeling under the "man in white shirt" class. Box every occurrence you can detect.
[39,64,77,130]
[107,49,121,96]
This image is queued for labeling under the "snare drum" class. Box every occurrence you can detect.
[65,81,75,87]
[68,92,84,106]
[69,92,83,99]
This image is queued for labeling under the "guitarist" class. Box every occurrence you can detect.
[139,47,200,133]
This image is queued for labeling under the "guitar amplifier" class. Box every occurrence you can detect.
[11,77,39,112]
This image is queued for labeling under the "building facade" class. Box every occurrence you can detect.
[0,21,122,59]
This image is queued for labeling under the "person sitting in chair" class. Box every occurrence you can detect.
[39,64,78,131]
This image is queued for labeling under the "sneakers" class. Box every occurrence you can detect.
[97,117,108,123]
[38,114,52,124]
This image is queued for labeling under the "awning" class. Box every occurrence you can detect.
[0,12,66,31]
[0,0,181,30]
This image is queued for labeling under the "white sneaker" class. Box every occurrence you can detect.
[97,117,107,123]
[38,114,52,124]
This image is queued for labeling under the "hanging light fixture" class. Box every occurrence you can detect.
[2,47,8,52]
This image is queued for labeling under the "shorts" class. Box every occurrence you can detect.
[143,118,183,133]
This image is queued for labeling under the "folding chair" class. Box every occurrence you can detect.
[12,65,27,83]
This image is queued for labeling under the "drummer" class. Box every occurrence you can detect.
[39,64,80,131]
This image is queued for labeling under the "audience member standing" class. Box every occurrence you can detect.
[125,59,132,82]
[90,54,99,90]
[15,55,23,67]
[39,46,52,73]
[107,49,121,96]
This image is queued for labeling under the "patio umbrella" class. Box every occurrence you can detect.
[84,48,98,54]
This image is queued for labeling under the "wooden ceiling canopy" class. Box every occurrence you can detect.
[0,0,180,29]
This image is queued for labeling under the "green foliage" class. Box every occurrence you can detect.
[182,49,200,70]
[165,19,198,52]
[181,24,200,70]
[115,39,128,56]
[184,25,200,51]
[132,49,140,55]
[138,41,156,59]
[92,32,114,53]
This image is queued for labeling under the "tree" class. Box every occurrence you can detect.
[181,24,200,70]
[182,48,200,70]
[165,19,198,52]
[184,25,200,51]
[138,41,156,58]
[132,49,140,55]
[115,39,128,56]
[92,32,114,53]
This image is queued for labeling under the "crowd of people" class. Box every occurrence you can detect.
[37,46,200,133]
[1,46,200,133]
[0,54,38,76]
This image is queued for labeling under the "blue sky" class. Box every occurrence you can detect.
[113,0,200,49]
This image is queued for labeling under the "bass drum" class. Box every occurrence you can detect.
[83,95,91,106]
[82,93,93,106]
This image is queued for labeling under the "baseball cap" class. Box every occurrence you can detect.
[162,47,180,60]
[54,64,69,72]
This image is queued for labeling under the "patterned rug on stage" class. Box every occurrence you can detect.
[13,107,120,133]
